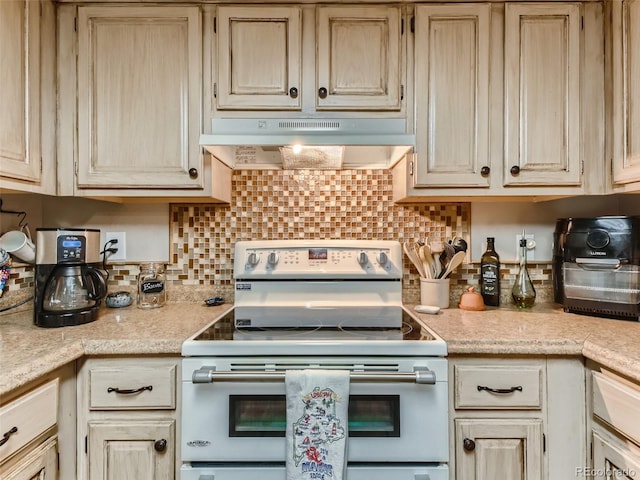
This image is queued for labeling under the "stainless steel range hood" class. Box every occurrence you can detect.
[200,118,415,170]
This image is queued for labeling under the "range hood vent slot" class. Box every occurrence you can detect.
[278,120,341,130]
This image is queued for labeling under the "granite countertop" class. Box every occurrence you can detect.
[1,302,640,397]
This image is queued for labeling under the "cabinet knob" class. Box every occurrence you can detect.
[188,168,198,179]
[463,438,476,452]
[510,165,520,176]
[289,87,298,98]
[318,87,328,99]
[480,166,490,177]
[154,439,167,452]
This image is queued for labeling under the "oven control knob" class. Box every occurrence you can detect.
[377,251,389,266]
[357,251,369,266]
[247,252,259,267]
[267,252,279,266]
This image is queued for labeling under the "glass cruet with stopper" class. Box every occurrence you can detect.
[512,237,536,308]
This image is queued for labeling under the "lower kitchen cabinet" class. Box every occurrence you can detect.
[87,420,174,480]
[589,364,640,479]
[0,364,76,480]
[450,357,586,480]
[0,435,58,480]
[592,428,640,479]
[76,357,180,480]
[455,418,543,480]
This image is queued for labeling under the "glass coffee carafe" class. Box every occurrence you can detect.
[43,264,107,312]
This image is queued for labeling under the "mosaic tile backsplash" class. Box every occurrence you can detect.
[0,169,554,307]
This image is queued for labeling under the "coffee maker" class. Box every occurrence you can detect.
[34,228,107,328]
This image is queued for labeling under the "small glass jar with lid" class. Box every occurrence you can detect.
[137,262,166,309]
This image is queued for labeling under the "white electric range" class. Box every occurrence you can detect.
[181,240,449,480]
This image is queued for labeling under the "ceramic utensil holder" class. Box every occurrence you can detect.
[420,278,450,309]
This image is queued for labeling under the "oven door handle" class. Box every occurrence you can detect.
[191,368,437,385]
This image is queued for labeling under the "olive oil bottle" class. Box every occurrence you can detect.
[480,237,500,306]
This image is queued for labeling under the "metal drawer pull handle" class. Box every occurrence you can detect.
[192,369,436,385]
[107,385,153,394]
[477,385,523,394]
[0,426,18,447]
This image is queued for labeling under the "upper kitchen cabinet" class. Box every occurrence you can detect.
[57,5,231,202]
[213,5,404,113]
[394,2,605,202]
[0,0,56,195]
[609,0,640,191]
[412,4,491,188]
[503,3,581,187]
[216,6,302,110]
[315,6,402,111]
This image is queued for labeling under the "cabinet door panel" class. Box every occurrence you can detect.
[217,6,301,110]
[316,6,401,110]
[414,5,490,187]
[88,420,175,480]
[592,430,640,480]
[504,3,581,186]
[77,6,202,189]
[0,0,41,183]
[0,436,58,480]
[456,418,543,480]
[612,0,640,184]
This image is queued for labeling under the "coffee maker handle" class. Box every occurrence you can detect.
[85,267,107,301]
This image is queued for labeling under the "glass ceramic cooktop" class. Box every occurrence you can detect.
[192,307,435,342]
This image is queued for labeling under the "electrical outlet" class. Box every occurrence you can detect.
[515,234,535,261]
[106,232,126,261]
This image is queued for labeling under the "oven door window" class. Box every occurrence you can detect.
[229,395,400,437]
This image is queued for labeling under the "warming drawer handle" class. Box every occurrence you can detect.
[192,369,436,385]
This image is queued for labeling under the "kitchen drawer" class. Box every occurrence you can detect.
[454,364,543,409]
[592,370,640,445]
[0,379,58,463]
[89,363,177,410]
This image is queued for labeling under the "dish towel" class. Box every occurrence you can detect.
[286,369,350,480]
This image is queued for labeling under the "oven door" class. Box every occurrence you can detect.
[181,463,449,480]
[181,357,448,463]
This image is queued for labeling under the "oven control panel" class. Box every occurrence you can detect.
[234,240,402,279]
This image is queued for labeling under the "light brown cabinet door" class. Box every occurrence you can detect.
[592,429,640,480]
[88,420,175,480]
[0,0,41,183]
[413,4,491,187]
[504,3,582,187]
[455,418,544,480]
[612,0,640,185]
[316,6,402,111]
[216,6,302,110]
[0,436,58,480]
[76,6,203,189]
